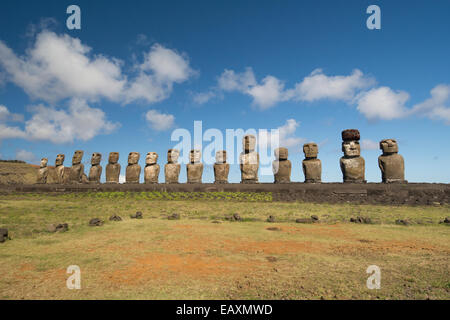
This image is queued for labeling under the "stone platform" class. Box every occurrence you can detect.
[1,183,449,205]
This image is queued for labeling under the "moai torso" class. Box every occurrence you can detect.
[88,152,102,183]
[378,139,406,183]
[68,150,87,184]
[144,152,160,184]
[187,149,203,183]
[165,149,180,184]
[240,135,259,183]
[126,152,141,183]
[214,151,229,184]
[272,147,291,183]
[37,158,48,184]
[340,129,365,183]
[55,154,65,184]
[106,152,120,183]
[302,143,322,183]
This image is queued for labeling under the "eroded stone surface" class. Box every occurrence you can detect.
[126,152,141,184]
[302,143,322,183]
[37,158,48,184]
[378,139,406,183]
[106,152,121,184]
[165,149,180,184]
[340,129,365,183]
[144,152,160,184]
[55,154,65,184]
[68,150,88,184]
[273,147,291,183]
[240,135,259,183]
[214,150,229,184]
[187,149,203,183]
[88,152,102,183]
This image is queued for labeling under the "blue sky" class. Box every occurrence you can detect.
[0,0,449,183]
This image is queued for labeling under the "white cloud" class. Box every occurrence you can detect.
[412,84,450,124]
[218,67,256,92]
[258,119,305,150]
[0,31,194,105]
[0,100,119,143]
[361,139,379,150]
[247,76,289,109]
[293,69,375,102]
[145,109,175,131]
[0,105,23,122]
[15,149,36,163]
[356,87,410,120]
[192,91,217,104]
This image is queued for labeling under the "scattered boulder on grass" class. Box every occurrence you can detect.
[311,215,319,221]
[295,218,313,224]
[168,213,180,220]
[232,213,242,221]
[439,217,450,225]
[109,215,122,221]
[130,211,143,219]
[395,219,410,226]
[47,223,69,233]
[267,215,276,223]
[0,228,8,243]
[350,216,372,224]
[212,220,222,224]
[89,218,104,227]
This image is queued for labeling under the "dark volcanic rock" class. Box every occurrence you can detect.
[350,216,371,224]
[109,215,122,221]
[296,218,313,224]
[267,215,276,223]
[0,228,8,238]
[168,213,180,220]
[395,219,410,226]
[89,218,104,226]
[0,235,5,243]
[311,215,319,221]
[130,211,143,219]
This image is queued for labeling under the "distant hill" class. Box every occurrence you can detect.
[0,161,70,184]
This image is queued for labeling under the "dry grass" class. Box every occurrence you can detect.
[0,193,449,300]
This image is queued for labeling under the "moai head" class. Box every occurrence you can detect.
[55,154,65,166]
[303,143,318,158]
[108,152,119,164]
[72,150,84,165]
[190,149,201,164]
[215,150,227,164]
[243,134,256,152]
[275,147,288,160]
[91,152,102,165]
[341,129,361,157]
[167,149,180,163]
[146,152,158,165]
[380,139,399,155]
[40,158,48,168]
[128,152,140,165]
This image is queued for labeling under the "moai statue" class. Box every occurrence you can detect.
[144,152,160,184]
[68,150,88,184]
[88,152,102,183]
[55,154,65,184]
[126,152,141,184]
[378,139,407,183]
[187,149,203,183]
[105,152,120,183]
[272,147,291,183]
[302,143,322,183]
[340,129,366,183]
[214,150,229,184]
[239,134,259,183]
[37,158,48,184]
[164,149,181,184]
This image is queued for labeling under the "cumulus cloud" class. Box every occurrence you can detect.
[145,109,175,131]
[361,139,379,150]
[0,100,119,143]
[247,76,290,109]
[15,149,36,163]
[412,84,450,124]
[356,87,410,120]
[0,31,194,105]
[258,119,305,150]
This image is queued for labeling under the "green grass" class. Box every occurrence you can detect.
[0,193,449,300]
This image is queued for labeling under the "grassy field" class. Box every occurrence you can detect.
[0,192,449,300]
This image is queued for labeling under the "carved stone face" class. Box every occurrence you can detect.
[215,150,227,164]
[303,143,318,158]
[40,158,48,168]
[128,152,140,165]
[72,150,84,165]
[55,154,65,166]
[380,139,398,155]
[190,150,201,163]
[342,141,361,157]
[91,152,102,165]
[146,152,158,165]
[275,147,288,160]
[167,149,180,163]
[108,152,119,164]
[243,135,256,152]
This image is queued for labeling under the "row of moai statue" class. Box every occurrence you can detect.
[36,129,406,184]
